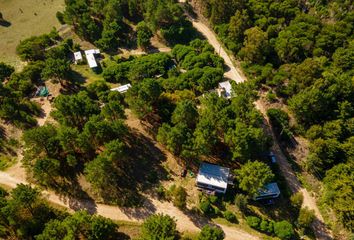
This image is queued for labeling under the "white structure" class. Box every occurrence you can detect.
[217,81,232,99]
[74,51,83,64]
[111,84,132,94]
[84,49,100,68]
[196,162,231,194]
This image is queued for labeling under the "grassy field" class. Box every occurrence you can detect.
[0,0,64,69]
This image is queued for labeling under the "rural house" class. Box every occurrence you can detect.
[254,182,280,200]
[196,162,232,194]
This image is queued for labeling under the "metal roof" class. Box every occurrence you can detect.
[218,81,232,98]
[196,162,230,190]
[110,84,132,93]
[74,51,82,61]
[255,182,280,200]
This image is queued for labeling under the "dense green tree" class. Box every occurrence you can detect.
[225,121,271,162]
[36,211,118,240]
[137,21,153,50]
[235,161,274,196]
[141,214,176,240]
[171,100,198,128]
[41,58,71,86]
[323,163,354,229]
[239,27,268,64]
[52,92,100,129]
[275,15,321,63]
[306,138,343,177]
[126,78,162,118]
[198,225,224,240]
[0,62,14,81]
[273,221,294,240]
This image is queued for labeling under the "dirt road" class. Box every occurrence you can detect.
[179,1,245,83]
[0,166,259,240]
[255,100,332,240]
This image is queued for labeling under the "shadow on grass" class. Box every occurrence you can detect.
[0,20,11,27]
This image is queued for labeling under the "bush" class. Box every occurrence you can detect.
[290,192,303,209]
[56,11,65,24]
[223,211,237,223]
[199,199,214,215]
[198,225,224,240]
[260,220,269,232]
[209,195,218,204]
[246,216,261,228]
[274,221,294,240]
[266,91,277,103]
[172,186,187,209]
[156,185,165,200]
[234,194,248,212]
[141,214,177,240]
[298,207,315,229]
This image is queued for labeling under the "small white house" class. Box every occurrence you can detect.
[217,81,232,99]
[111,84,132,94]
[74,51,83,64]
[196,162,231,194]
[84,49,100,69]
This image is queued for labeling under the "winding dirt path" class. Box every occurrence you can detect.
[255,100,332,240]
[178,1,332,238]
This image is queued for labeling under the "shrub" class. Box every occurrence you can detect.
[223,211,237,223]
[56,11,65,24]
[141,214,177,240]
[246,216,261,228]
[198,225,224,240]
[234,194,248,212]
[156,185,165,200]
[172,186,187,209]
[199,199,214,215]
[290,192,303,209]
[209,195,218,204]
[274,221,294,240]
[298,207,315,229]
[260,220,269,232]
[266,91,277,103]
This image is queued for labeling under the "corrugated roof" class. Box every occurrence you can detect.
[111,84,132,93]
[196,162,230,190]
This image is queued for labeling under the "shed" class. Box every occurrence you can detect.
[111,84,132,93]
[74,51,83,63]
[217,81,232,99]
[196,162,231,194]
[254,182,280,200]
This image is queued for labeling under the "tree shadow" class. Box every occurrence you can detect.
[53,176,98,214]
[0,19,11,27]
[120,197,157,220]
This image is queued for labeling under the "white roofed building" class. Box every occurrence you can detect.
[196,162,231,194]
[84,49,100,69]
[110,84,132,94]
[74,51,83,64]
[217,81,232,99]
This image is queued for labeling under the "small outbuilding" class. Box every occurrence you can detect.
[254,182,280,201]
[74,51,83,64]
[196,162,231,194]
[217,81,232,99]
[111,84,132,94]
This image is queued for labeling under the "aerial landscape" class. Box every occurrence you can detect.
[0,0,353,239]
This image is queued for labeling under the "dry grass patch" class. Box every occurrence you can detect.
[0,0,64,69]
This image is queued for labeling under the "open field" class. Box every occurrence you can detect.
[0,0,64,69]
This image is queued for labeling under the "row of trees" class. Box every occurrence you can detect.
[193,0,354,230]
[61,0,196,51]
[0,184,120,239]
